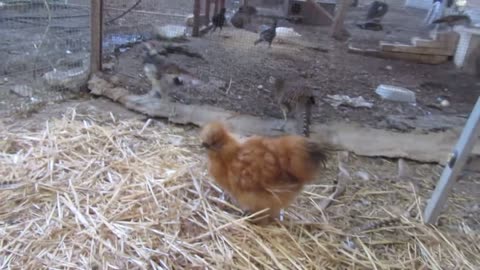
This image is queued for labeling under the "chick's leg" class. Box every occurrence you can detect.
[272,106,288,132]
[166,99,177,119]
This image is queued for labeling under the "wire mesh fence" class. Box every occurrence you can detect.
[98,0,330,119]
[0,0,91,117]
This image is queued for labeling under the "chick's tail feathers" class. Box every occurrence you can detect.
[304,140,335,168]
[254,38,262,45]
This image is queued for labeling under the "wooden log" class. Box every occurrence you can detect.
[88,75,480,165]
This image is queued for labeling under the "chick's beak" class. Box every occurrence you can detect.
[201,142,210,149]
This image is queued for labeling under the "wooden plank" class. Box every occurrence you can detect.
[193,0,201,37]
[423,97,480,224]
[412,37,455,49]
[90,0,103,75]
[348,45,449,64]
[380,41,455,56]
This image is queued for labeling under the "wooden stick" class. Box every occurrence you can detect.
[90,0,103,74]
[306,0,333,21]
[193,0,201,37]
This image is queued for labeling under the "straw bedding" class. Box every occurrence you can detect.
[0,109,479,269]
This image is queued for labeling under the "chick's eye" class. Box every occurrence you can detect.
[173,77,183,85]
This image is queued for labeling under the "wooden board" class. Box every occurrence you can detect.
[380,41,454,56]
[348,45,449,64]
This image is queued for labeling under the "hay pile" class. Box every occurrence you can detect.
[0,109,479,269]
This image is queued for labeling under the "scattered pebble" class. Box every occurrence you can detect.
[441,99,450,107]
[355,171,370,181]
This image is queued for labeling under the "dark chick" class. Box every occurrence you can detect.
[432,14,471,30]
[269,76,316,137]
[254,19,278,48]
[366,1,389,23]
[211,7,227,33]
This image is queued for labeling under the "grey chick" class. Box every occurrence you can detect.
[143,42,191,118]
[268,76,316,137]
[254,19,278,48]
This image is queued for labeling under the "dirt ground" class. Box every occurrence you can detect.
[99,0,480,133]
[1,1,479,130]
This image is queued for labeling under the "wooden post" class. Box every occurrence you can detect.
[205,0,211,24]
[214,0,219,15]
[220,0,225,9]
[330,0,352,40]
[193,0,201,37]
[423,98,480,224]
[90,0,103,74]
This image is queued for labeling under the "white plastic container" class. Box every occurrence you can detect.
[375,84,416,103]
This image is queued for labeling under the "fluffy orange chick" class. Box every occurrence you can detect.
[200,121,334,224]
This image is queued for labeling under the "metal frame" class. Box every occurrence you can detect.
[423,97,480,224]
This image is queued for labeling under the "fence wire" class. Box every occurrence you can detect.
[0,0,91,117]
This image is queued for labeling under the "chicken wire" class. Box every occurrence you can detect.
[100,0,301,96]
[0,0,91,117]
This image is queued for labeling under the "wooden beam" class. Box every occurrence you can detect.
[423,97,480,224]
[306,0,333,21]
[90,0,103,75]
[193,0,201,37]
[330,0,352,40]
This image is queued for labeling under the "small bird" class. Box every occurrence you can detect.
[432,14,471,30]
[143,42,191,118]
[254,19,278,48]
[231,5,257,29]
[268,76,316,137]
[211,7,227,33]
[366,1,389,23]
[200,121,335,225]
